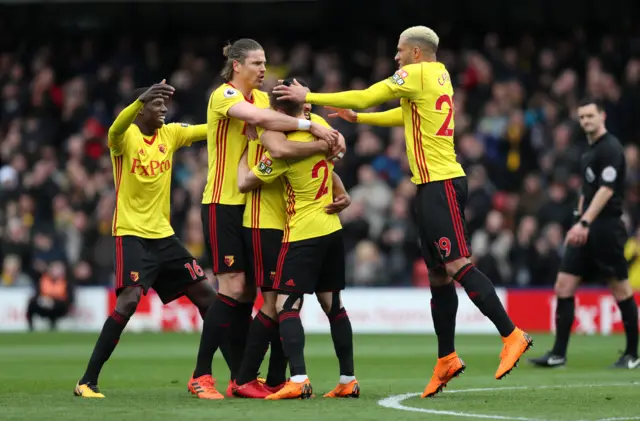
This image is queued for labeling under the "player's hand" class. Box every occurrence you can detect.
[566,223,589,246]
[245,124,258,141]
[310,122,339,145]
[328,135,346,161]
[325,193,351,214]
[138,79,175,103]
[326,106,358,123]
[272,78,309,103]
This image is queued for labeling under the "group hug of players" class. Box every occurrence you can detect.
[74,24,637,402]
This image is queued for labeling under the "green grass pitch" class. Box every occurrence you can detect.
[0,333,638,420]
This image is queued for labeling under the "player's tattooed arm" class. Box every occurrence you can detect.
[227,101,339,144]
[237,147,264,193]
[260,129,330,160]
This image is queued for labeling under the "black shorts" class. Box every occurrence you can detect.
[201,204,246,274]
[415,177,471,269]
[243,228,283,289]
[274,230,345,295]
[114,235,206,304]
[559,218,629,282]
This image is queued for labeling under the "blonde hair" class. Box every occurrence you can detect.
[400,26,439,52]
[220,38,264,81]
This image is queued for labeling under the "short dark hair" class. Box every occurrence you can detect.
[578,97,604,112]
[269,78,305,117]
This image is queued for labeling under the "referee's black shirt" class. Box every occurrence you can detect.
[580,132,626,219]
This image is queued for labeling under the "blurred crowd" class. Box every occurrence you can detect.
[1,31,640,292]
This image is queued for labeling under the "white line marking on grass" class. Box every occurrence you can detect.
[377,383,640,421]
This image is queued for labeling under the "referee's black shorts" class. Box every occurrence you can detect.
[560,217,629,282]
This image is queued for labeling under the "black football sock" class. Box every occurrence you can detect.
[193,294,238,378]
[278,309,306,376]
[430,282,458,358]
[236,311,275,385]
[228,302,253,380]
[80,309,129,385]
[198,305,232,372]
[455,264,515,337]
[328,308,355,376]
[266,326,287,386]
[551,296,575,357]
[617,296,639,358]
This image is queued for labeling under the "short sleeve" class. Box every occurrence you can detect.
[310,113,331,128]
[168,123,207,149]
[251,152,288,184]
[380,63,422,99]
[599,144,625,188]
[209,85,245,118]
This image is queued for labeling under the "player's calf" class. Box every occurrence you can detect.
[75,287,142,398]
[317,291,359,398]
[265,292,312,400]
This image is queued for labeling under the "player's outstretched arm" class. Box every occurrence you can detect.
[274,80,396,110]
[327,106,404,127]
[171,123,207,149]
[260,128,330,160]
[227,101,339,144]
[237,147,264,193]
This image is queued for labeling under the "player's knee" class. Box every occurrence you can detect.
[239,282,257,303]
[554,273,580,298]
[609,279,633,301]
[318,291,342,317]
[186,280,217,310]
[428,266,450,287]
[217,271,246,299]
[260,290,278,319]
[444,258,470,279]
[116,287,142,317]
[275,292,303,314]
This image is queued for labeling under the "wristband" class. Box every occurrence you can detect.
[297,119,311,131]
[579,219,590,228]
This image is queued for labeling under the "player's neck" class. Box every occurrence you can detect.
[135,119,156,137]
[587,127,607,144]
[228,79,253,99]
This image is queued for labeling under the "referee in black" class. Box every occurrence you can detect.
[529,98,639,369]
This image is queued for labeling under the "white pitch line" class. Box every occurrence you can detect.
[377,382,640,421]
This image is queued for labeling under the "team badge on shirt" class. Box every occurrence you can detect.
[223,88,238,98]
[130,271,139,282]
[139,148,145,155]
[389,70,407,86]
[158,144,167,154]
[224,255,235,267]
[258,155,273,175]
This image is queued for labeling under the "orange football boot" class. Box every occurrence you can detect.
[421,352,466,398]
[187,374,224,400]
[263,381,286,394]
[496,327,534,380]
[323,379,360,398]
[264,378,313,400]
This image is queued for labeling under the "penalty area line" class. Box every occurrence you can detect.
[377,383,640,421]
